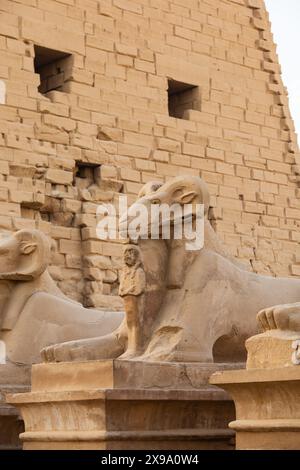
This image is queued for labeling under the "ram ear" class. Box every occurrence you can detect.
[14,230,51,280]
[174,190,197,205]
[20,241,37,255]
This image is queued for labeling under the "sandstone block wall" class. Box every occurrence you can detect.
[0,0,299,307]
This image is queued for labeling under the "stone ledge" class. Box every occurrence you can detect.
[19,429,234,443]
[211,365,300,385]
[230,419,300,432]
[30,359,244,392]
[7,386,231,404]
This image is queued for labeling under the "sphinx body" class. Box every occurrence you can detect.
[41,176,300,364]
[0,229,123,364]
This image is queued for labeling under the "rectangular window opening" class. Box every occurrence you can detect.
[74,162,101,188]
[168,79,200,119]
[34,45,72,95]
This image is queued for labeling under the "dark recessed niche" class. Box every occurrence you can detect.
[34,45,72,95]
[168,79,200,119]
[74,162,101,187]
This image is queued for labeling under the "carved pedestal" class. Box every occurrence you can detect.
[0,393,24,450]
[211,367,300,450]
[0,364,30,449]
[7,360,239,450]
[210,331,300,450]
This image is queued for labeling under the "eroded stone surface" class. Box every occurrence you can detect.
[210,366,300,450]
[42,177,300,364]
[246,331,300,369]
[0,229,123,365]
[30,359,243,392]
[0,81,5,105]
[0,0,299,309]
[7,359,236,450]
[210,298,300,449]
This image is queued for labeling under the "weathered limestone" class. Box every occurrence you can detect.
[211,365,300,450]
[0,228,123,449]
[7,360,239,450]
[118,245,146,359]
[0,229,123,365]
[8,174,300,450]
[42,177,300,365]
[1,0,300,452]
[210,310,300,449]
[257,302,300,334]
[0,363,30,450]
[246,330,300,369]
[0,0,299,311]
[0,80,5,105]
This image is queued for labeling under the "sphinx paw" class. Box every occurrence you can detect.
[257,303,300,332]
[41,341,78,363]
[257,307,277,332]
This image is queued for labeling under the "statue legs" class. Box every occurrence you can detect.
[118,296,143,360]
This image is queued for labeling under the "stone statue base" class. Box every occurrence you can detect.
[0,364,31,449]
[211,366,300,450]
[246,330,300,369]
[6,360,242,450]
[210,331,300,450]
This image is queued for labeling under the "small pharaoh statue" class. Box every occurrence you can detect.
[118,245,146,359]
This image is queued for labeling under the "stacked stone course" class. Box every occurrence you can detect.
[0,0,299,307]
